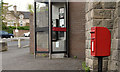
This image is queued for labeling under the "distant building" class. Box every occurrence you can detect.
[3,5,30,26]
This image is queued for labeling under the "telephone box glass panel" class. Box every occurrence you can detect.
[52,2,67,52]
[36,2,49,52]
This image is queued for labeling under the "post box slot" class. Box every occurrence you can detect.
[90,32,95,33]
[92,41,94,52]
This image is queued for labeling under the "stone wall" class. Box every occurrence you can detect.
[13,29,29,37]
[108,1,120,72]
[0,41,8,52]
[85,2,116,72]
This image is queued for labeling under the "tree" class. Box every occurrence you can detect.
[27,3,46,13]
[27,4,34,13]
[0,1,13,33]
[0,1,12,21]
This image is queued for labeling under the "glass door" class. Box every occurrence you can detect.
[51,2,68,56]
[34,2,49,56]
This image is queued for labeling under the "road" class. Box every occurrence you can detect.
[1,37,29,42]
[7,39,29,47]
[1,37,30,47]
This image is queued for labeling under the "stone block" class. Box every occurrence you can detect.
[0,41,8,52]
[114,9,117,19]
[113,29,116,39]
[102,2,116,9]
[86,30,91,40]
[113,18,119,29]
[111,50,119,61]
[115,28,119,39]
[85,2,89,13]
[118,50,120,61]
[88,2,93,11]
[85,22,88,31]
[85,21,93,31]
[85,40,88,49]
[110,10,115,20]
[102,20,114,29]
[86,31,89,40]
[86,13,89,22]
[118,39,120,50]
[87,2,102,10]
[112,28,118,39]
[115,7,120,17]
[92,9,111,19]
[86,40,90,49]
[87,57,108,72]
[119,62,120,72]
[93,58,108,71]
[93,59,98,71]
[85,40,91,49]
[103,60,108,71]
[108,60,119,71]
[111,39,118,50]
[86,10,92,21]
[93,2,102,9]
[86,58,93,69]
[86,58,89,65]
[117,1,120,7]
[103,57,109,60]
[85,21,89,31]
[118,28,120,39]
[88,59,94,69]
[86,49,91,58]
[118,7,120,17]
[92,19,103,27]
[92,56,98,60]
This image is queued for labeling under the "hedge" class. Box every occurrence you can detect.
[2,23,29,33]
[8,26,29,30]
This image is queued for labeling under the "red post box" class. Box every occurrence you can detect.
[90,27,111,56]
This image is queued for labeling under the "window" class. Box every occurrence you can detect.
[11,23,14,26]
[19,14,24,19]
[7,21,15,26]
[7,22,11,26]
[20,24,23,26]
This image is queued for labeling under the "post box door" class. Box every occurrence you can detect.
[90,27,111,56]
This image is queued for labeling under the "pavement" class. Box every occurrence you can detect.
[1,37,84,70]
[0,37,30,42]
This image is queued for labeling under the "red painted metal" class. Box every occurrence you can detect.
[90,27,111,56]
[52,27,66,32]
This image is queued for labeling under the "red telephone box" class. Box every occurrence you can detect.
[90,27,111,56]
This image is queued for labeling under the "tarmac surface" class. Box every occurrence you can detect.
[2,41,83,70]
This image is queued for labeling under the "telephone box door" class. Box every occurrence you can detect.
[51,2,68,56]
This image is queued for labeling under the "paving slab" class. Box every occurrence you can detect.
[2,46,84,70]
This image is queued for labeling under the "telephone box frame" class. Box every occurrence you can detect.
[34,0,69,58]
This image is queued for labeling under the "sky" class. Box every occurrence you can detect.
[3,0,34,11]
